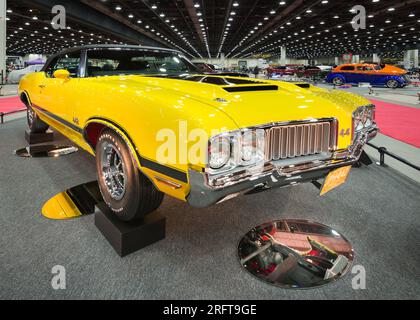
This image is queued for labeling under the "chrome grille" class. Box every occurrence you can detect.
[265,122,334,161]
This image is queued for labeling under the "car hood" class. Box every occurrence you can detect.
[382,65,407,75]
[98,75,370,129]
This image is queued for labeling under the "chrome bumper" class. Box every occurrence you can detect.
[187,126,378,208]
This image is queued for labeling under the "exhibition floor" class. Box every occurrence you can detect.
[0,118,419,300]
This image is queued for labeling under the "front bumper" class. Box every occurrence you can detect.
[187,126,378,208]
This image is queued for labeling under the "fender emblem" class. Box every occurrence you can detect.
[340,128,351,137]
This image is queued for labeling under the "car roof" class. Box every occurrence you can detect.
[338,63,378,67]
[44,44,181,66]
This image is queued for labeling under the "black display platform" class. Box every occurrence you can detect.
[95,203,166,257]
[25,129,54,144]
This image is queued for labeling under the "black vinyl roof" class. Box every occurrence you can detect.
[53,44,178,55]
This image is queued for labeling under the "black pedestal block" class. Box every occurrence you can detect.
[25,129,54,144]
[95,203,166,257]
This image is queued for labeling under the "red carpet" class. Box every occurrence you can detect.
[370,99,420,148]
[1,95,419,148]
[0,96,25,114]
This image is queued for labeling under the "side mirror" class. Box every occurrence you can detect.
[53,69,70,80]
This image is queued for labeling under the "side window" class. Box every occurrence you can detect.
[356,66,364,71]
[340,66,355,71]
[45,52,81,78]
[86,57,121,77]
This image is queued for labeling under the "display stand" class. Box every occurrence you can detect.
[95,202,166,257]
[353,150,373,168]
[25,129,54,144]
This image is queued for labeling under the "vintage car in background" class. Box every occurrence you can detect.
[7,64,44,84]
[316,65,334,72]
[267,65,321,78]
[19,45,378,222]
[326,63,410,88]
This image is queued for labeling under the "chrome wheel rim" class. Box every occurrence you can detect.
[333,77,343,85]
[27,108,34,126]
[101,143,127,201]
[388,80,398,88]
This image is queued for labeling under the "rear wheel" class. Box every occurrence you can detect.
[332,77,344,86]
[26,104,49,134]
[96,129,164,222]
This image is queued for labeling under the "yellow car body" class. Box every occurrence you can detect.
[19,45,378,211]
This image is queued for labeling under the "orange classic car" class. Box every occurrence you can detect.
[327,63,410,88]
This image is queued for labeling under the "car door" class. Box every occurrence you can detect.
[354,65,367,83]
[339,65,357,83]
[37,51,82,136]
[39,51,81,125]
[363,65,381,85]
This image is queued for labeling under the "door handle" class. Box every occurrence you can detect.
[38,84,46,89]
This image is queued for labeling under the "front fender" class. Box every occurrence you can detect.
[83,117,192,202]
[84,118,140,166]
[387,75,407,85]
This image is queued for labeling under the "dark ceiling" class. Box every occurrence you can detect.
[6,2,131,56]
[6,0,420,59]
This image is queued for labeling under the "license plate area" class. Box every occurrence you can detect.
[320,166,352,196]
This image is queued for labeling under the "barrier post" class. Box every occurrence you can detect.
[378,147,387,166]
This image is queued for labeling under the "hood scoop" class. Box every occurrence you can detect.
[295,83,311,89]
[223,85,279,93]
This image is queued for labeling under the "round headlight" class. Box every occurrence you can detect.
[241,131,257,162]
[365,108,375,127]
[354,111,364,131]
[209,136,231,169]
[361,109,368,126]
[242,145,254,162]
[354,106,375,134]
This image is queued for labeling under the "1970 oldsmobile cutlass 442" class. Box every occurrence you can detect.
[19,45,378,222]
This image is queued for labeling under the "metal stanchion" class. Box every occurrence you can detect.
[0,109,27,125]
[367,142,420,171]
[378,147,387,167]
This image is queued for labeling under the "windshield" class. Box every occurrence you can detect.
[195,63,214,73]
[85,48,200,77]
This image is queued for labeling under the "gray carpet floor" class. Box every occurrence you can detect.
[1,118,419,300]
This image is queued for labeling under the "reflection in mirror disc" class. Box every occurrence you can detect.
[238,219,354,289]
[14,145,78,158]
[42,181,101,220]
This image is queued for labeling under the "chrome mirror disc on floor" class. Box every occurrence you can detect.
[238,219,354,289]
[14,145,78,158]
[42,181,102,220]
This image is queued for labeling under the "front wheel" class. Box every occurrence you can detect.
[96,130,164,222]
[386,79,399,89]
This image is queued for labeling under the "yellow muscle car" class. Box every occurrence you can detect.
[19,45,378,222]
